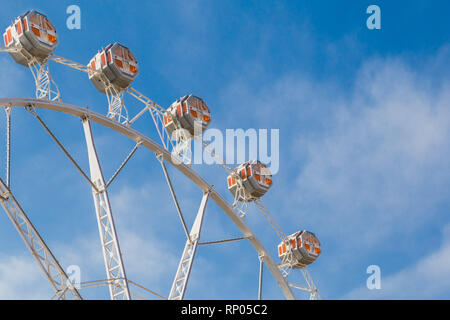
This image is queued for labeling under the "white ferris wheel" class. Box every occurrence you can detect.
[0,9,321,300]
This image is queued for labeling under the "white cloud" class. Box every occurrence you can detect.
[215,48,450,299]
[344,224,450,299]
[0,254,53,299]
[294,57,450,245]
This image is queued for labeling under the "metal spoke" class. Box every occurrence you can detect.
[157,154,192,243]
[82,118,131,300]
[169,191,209,300]
[4,107,11,188]
[258,256,264,300]
[0,177,82,299]
[105,141,141,189]
[26,106,100,193]
[198,236,249,246]
[127,279,167,300]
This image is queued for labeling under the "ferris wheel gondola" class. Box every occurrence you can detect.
[164,94,211,138]
[3,10,57,66]
[227,160,273,202]
[87,42,139,122]
[278,230,321,267]
[88,42,138,92]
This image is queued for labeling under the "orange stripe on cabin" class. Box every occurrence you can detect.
[115,59,123,68]
[31,26,40,37]
[16,21,22,35]
[7,28,12,43]
[101,53,106,67]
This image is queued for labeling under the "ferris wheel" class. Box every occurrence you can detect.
[0,9,322,300]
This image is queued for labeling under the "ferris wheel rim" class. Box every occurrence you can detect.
[0,97,296,300]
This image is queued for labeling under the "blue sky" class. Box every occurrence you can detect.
[0,0,449,299]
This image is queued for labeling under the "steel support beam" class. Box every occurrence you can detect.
[300,267,321,300]
[0,177,82,299]
[29,61,61,102]
[4,107,11,188]
[82,118,130,300]
[258,256,264,300]
[169,191,209,300]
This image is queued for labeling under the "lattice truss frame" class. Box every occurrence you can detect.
[0,43,321,300]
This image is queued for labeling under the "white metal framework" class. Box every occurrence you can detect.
[82,118,131,300]
[0,16,321,299]
[0,176,81,300]
[0,46,61,101]
[105,85,128,124]
[0,97,305,300]
[29,60,61,101]
[169,191,209,300]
